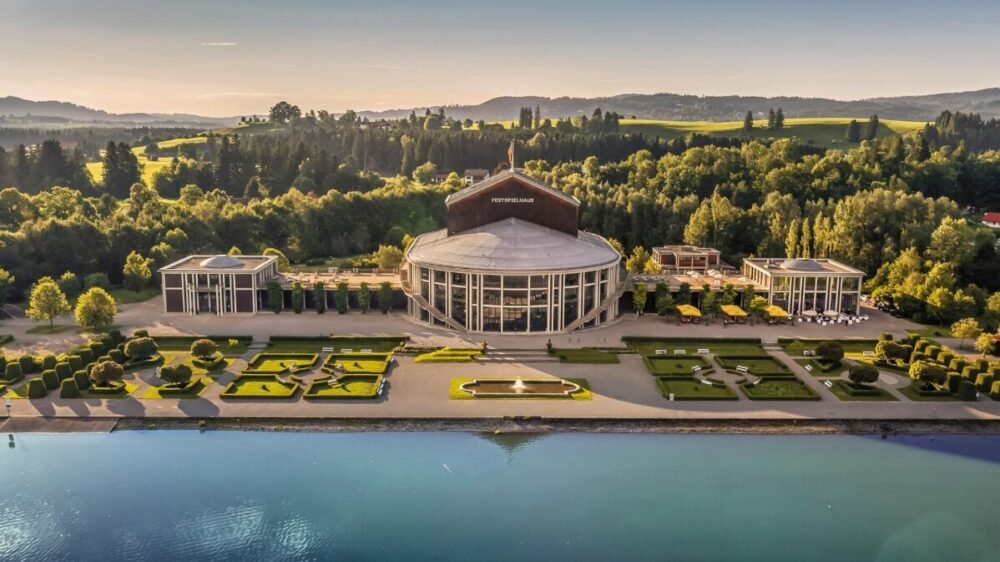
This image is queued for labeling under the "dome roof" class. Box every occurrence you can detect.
[199,255,245,269]
[406,218,620,272]
[779,259,824,272]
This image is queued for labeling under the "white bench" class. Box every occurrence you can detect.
[341,348,353,353]
[655,349,667,356]
[804,364,813,372]
[697,348,710,355]
[691,366,701,372]
[360,348,372,353]
[673,349,686,355]
[321,347,334,353]
[862,350,875,356]
[736,365,749,373]
[700,379,713,386]
[803,350,815,357]
[824,380,833,388]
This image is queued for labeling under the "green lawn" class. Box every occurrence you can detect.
[109,287,160,304]
[152,335,252,355]
[642,356,711,377]
[323,352,391,374]
[244,353,318,374]
[907,326,951,339]
[794,358,849,378]
[266,336,407,353]
[716,355,792,377]
[305,375,382,399]
[548,348,619,364]
[449,377,592,400]
[140,378,211,399]
[657,378,738,400]
[26,324,77,335]
[741,379,820,400]
[221,375,299,399]
[779,338,878,356]
[415,348,483,363]
[827,380,898,402]
[623,337,767,357]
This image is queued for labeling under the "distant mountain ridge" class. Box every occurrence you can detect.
[358,88,1000,122]
[0,96,238,128]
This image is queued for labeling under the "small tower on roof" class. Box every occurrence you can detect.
[508,140,516,170]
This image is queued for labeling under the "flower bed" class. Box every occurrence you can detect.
[794,358,848,377]
[243,353,319,374]
[305,374,383,400]
[656,378,737,400]
[141,378,209,399]
[221,374,299,399]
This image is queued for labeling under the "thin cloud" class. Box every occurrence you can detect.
[197,92,280,99]
[200,42,238,47]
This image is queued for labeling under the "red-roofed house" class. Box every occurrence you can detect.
[982,212,1000,229]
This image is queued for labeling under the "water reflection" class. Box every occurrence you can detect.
[862,434,1000,464]
[475,432,549,463]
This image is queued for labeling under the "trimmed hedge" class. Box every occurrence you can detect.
[26,378,47,399]
[67,355,83,372]
[86,383,128,396]
[304,374,383,400]
[221,374,299,399]
[957,380,978,401]
[976,373,994,392]
[3,362,22,382]
[41,355,57,370]
[19,355,37,374]
[73,370,91,390]
[191,353,226,371]
[60,378,80,398]
[55,362,72,380]
[716,355,793,377]
[991,380,1000,400]
[740,378,820,400]
[41,369,60,390]
[244,353,319,374]
[158,379,207,397]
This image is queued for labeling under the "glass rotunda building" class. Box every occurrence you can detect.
[401,168,623,333]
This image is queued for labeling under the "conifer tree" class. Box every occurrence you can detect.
[743,111,754,132]
[865,114,880,140]
[767,108,776,130]
[775,107,785,129]
[845,120,861,142]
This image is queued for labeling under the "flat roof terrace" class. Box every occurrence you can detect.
[744,258,864,276]
[161,255,275,272]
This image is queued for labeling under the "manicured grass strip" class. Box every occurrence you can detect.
[548,348,619,364]
[151,335,252,355]
[623,337,768,357]
[449,377,592,400]
[221,374,299,399]
[657,378,737,400]
[642,356,711,377]
[827,380,898,402]
[415,348,482,363]
[907,326,950,339]
[898,382,960,401]
[794,358,849,378]
[778,338,878,356]
[26,325,77,335]
[244,353,318,374]
[140,378,211,399]
[267,336,408,353]
[740,379,820,400]
[305,374,382,399]
[716,355,793,377]
[109,287,160,304]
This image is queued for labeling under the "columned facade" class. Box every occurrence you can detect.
[160,255,278,315]
[742,258,864,316]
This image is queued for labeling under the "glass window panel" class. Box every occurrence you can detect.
[451,287,466,325]
[565,273,579,287]
[420,268,429,281]
[502,308,528,332]
[530,308,547,332]
[484,275,501,288]
[433,285,446,313]
[585,271,596,284]
[433,270,445,284]
[504,276,528,289]
[530,290,548,306]
[503,289,528,306]
[451,272,466,286]
[482,307,501,332]
[483,289,501,306]
[563,287,579,325]
[584,284,595,311]
[530,275,547,288]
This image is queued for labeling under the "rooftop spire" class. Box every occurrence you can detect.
[508,140,516,170]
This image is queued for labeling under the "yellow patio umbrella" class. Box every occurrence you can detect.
[677,304,702,318]
[721,304,747,318]
[765,305,789,318]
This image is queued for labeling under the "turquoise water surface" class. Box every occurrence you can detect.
[1,431,998,561]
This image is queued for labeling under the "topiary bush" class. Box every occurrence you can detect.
[957,380,978,401]
[108,329,124,344]
[78,348,94,366]
[3,362,22,382]
[41,369,60,390]
[67,355,83,372]
[26,378,48,399]
[848,364,880,386]
[975,373,994,392]
[0,355,5,372]
[90,360,124,386]
[55,362,72,380]
[815,341,845,362]
[961,366,979,380]
[190,338,219,360]
[108,349,125,363]
[18,355,37,374]
[133,329,149,338]
[73,370,91,390]
[60,378,80,398]
[88,341,106,357]
[949,358,968,372]
[160,364,194,385]
[124,336,158,359]
[991,380,1000,400]
[41,354,57,370]
[936,351,954,366]
[879,332,893,341]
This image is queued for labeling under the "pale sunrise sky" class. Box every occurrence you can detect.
[4,0,1000,116]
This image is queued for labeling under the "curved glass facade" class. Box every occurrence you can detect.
[408,263,620,333]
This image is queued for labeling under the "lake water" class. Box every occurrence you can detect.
[1,431,999,562]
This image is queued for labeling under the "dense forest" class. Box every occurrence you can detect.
[1,107,1000,327]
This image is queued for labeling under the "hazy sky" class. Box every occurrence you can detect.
[5,0,999,116]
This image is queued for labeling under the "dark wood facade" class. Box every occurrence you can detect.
[446,175,578,236]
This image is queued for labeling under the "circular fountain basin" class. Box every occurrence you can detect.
[459,378,582,397]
